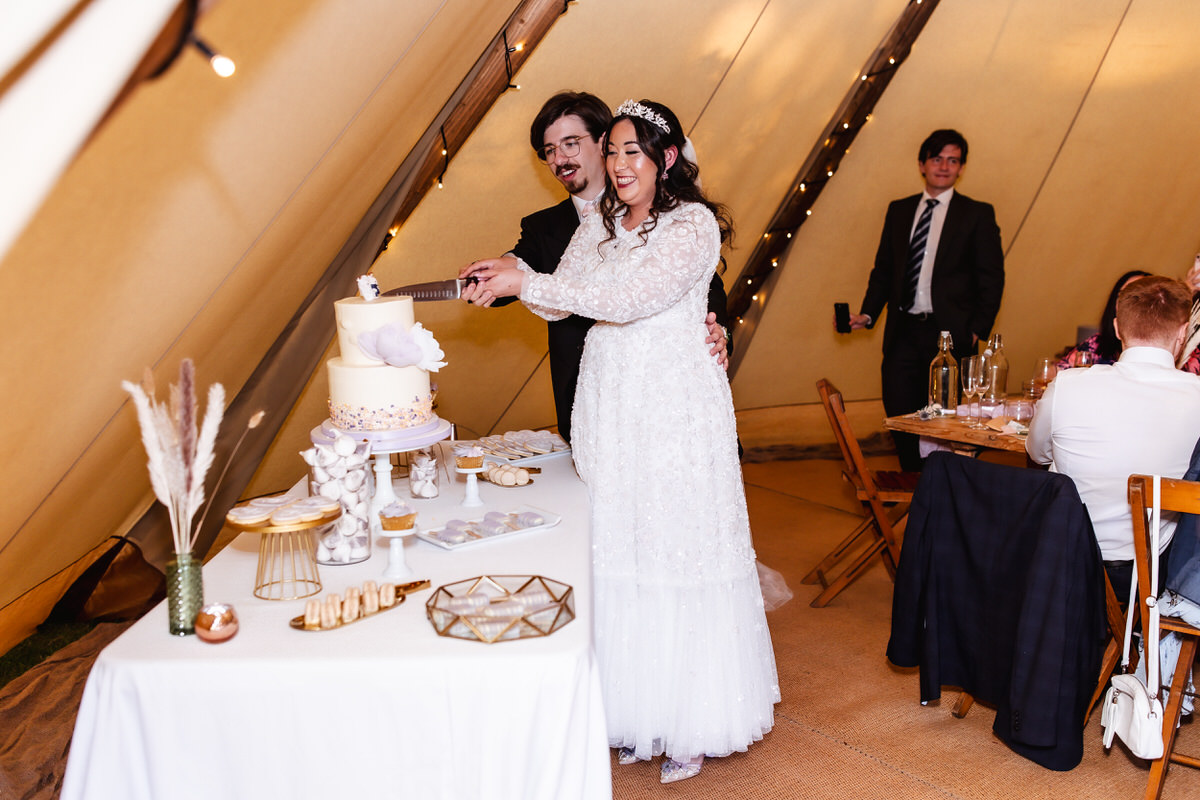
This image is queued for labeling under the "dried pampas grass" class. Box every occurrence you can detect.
[122,359,231,555]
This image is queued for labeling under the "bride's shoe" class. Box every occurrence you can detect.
[616,747,640,765]
[660,755,704,783]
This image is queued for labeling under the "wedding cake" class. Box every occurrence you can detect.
[326,277,446,432]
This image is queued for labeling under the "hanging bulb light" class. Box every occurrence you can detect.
[189,34,235,77]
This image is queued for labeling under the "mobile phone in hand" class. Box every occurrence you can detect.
[834,302,851,333]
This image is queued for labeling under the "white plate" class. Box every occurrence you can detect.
[414,505,562,550]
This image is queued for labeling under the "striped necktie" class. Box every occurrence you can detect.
[903,198,938,312]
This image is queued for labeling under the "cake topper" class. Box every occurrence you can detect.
[357,274,381,300]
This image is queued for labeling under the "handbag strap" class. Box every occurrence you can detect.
[1146,475,1161,695]
[1119,474,1162,697]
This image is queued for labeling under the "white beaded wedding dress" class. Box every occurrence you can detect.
[519,202,780,762]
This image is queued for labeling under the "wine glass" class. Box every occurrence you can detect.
[1075,350,1097,368]
[960,356,981,427]
[1033,357,1058,398]
[973,358,992,427]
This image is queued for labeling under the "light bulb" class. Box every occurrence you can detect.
[210,54,235,77]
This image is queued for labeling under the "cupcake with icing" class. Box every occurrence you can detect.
[453,443,485,469]
[378,500,417,531]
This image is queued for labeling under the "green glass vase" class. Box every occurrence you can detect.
[166,553,204,636]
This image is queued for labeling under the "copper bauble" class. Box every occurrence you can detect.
[195,603,238,643]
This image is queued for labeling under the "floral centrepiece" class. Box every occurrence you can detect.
[122,359,261,635]
[122,360,226,556]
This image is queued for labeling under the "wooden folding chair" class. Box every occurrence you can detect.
[805,379,919,608]
[1084,571,1136,725]
[1128,474,1200,800]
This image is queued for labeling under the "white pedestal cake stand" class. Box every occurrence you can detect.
[310,416,452,581]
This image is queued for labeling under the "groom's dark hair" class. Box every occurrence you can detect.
[529,91,612,154]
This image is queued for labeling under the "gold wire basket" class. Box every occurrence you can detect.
[425,575,574,643]
[226,508,339,601]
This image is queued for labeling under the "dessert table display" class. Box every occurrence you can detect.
[61,441,610,800]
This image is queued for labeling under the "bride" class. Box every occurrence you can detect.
[462,98,778,783]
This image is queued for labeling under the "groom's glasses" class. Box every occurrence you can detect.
[538,135,590,162]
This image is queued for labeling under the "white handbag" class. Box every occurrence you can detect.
[1101,475,1165,760]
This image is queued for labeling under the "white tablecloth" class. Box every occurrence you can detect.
[61,445,610,800]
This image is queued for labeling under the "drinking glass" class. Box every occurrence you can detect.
[1032,357,1057,398]
[1075,351,1097,368]
[973,359,992,427]
[960,356,981,427]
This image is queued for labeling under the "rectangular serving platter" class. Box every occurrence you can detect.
[481,448,572,466]
[473,433,572,465]
[413,505,562,551]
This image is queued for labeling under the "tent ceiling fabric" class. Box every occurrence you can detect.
[7,0,1200,654]
[0,0,181,259]
[0,0,514,630]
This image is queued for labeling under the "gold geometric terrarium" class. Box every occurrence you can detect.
[425,575,574,643]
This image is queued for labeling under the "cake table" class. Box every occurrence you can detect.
[61,440,609,800]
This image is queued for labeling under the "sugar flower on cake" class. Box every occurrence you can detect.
[357,322,446,372]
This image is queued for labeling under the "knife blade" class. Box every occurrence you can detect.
[381,277,477,302]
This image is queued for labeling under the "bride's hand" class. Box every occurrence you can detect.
[460,280,496,307]
[475,267,524,299]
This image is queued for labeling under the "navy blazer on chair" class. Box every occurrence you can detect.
[887,452,1108,770]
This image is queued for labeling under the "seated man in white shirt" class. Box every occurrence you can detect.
[1026,275,1200,597]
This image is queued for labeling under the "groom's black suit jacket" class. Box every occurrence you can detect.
[860,190,1004,361]
[505,198,730,443]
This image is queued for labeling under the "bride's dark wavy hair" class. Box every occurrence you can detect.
[598,99,734,250]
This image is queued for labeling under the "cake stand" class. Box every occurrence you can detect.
[380,525,417,582]
[225,507,340,601]
[456,465,485,507]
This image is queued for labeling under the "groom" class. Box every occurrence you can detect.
[462,91,730,443]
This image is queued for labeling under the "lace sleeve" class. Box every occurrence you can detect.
[512,257,569,322]
[521,204,720,324]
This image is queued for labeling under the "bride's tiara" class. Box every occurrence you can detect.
[614,100,670,134]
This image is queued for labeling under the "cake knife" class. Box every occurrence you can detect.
[381,277,478,302]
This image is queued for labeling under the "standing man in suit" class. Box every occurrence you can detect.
[844,129,1005,470]
[463,91,729,442]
